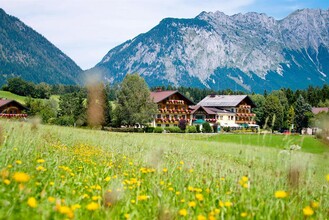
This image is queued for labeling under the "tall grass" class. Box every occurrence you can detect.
[0,120,328,219]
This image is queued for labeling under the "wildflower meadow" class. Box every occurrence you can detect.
[0,120,328,219]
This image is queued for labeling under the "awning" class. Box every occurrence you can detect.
[193,119,206,124]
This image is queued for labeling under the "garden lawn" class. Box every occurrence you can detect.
[0,91,27,104]
[0,120,328,219]
[197,133,329,154]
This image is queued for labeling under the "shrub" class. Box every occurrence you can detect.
[144,127,155,133]
[164,127,182,133]
[202,122,213,133]
[222,127,231,132]
[196,125,201,133]
[106,127,144,132]
[178,119,187,131]
[186,125,197,133]
[153,127,164,133]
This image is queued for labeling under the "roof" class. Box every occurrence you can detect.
[0,99,28,110]
[190,105,218,115]
[312,107,329,115]
[150,90,195,105]
[197,95,255,108]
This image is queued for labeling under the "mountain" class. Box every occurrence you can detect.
[0,8,82,86]
[90,9,329,93]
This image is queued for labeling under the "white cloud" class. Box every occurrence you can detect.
[0,0,255,69]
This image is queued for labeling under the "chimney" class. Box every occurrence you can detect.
[210,93,216,98]
[156,87,162,92]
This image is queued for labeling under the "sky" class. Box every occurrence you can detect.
[1,0,329,70]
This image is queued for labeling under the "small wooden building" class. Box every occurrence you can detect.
[0,99,28,118]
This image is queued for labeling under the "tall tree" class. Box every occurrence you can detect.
[114,73,157,127]
[294,95,313,132]
[263,95,284,131]
[250,94,266,127]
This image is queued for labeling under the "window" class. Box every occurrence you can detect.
[182,115,186,119]
[157,124,161,127]
[158,104,161,109]
[166,124,170,127]
[174,115,178,119]
[220,116,223,120]
[174,124,178,127]
[157,114,161,119]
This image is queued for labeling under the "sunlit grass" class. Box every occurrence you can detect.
[0,120,328,219]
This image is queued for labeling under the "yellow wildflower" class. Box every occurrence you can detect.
[137,195,149,201]
[71,204,81,211]
[92,195,101,201]
[311,201,319,209]
[178,209,187,216]
[197,214,206,220]
[1,168,9,179]
[27,197,37,208]
[241,212,248,217]
[58,206,74,219]
[48,197,56,203]
[326,174,329,182]
[195,193,204,201]
[303,206,314,216]
[104,176,111,182]
[242,176,248,182]
[275,190,288,199]
[219,201,224,207]
[176,191,181,195]
[15,160,22,165]
[3,179,10,185]
[179,161,184,165]
[37,159,45,163]
[163,168,168,172]
[13,172,30,183]
[188,201,196,208]
[168,187,174,191]
[49,181,54,186]
[124,214,130,219]
[214,209,220,214]
[36,166,47,171]
[131,200,136,204]
[224,201,233,207]
[86,202,99,211]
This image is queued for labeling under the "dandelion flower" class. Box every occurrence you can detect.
[326,174,329,182]
[188,201,196,208]
[37,159,45,163]
[303,206,314,216]
[240,212,248,217]
[13,172,30,183]
[195,193,204,201]
[275,190,288,199]
[36,166,47,171]
[197,214,206,220]
[163,168,168,173]
[124,214,130,219]
[104,176,111,182]
[15,160,22,165]
[137,195,149,201]
[178,209,187,216]
[48,197,55,203]
[311,201,319,209]
[224,201,233,207]
[86,202,99,211]
[3,179,10,185]
[27,197,37,208]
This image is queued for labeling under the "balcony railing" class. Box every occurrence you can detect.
[0,114,28,118]
[166,100,185,105]
[236,120,256,124]
[236,113,255,117]
[156,118,190,123]
[159,109,191,114]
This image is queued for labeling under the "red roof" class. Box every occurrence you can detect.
[312,107,329,115]
[0,99,12,108]
[150,90,195,105]
[190,105,218,115]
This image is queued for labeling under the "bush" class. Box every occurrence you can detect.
[222,127,231,132]
[178,119,187,131]
[164,127,182,133]
[106,127,144,132]
[186,125,197,133]
[144,127,155,133]
[196,125,201,133]
[153,127,164,133]
[202,122,213,133]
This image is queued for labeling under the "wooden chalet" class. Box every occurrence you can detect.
[150,90,195,127]
[197,95,257,127]
[0,99,28,118]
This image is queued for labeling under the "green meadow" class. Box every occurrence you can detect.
[0,120,328,219]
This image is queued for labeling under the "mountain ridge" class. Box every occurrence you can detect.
[0,8,82,86]
[89,8,329,92]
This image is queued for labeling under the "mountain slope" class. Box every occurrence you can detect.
[90,9,329,93]
[0,8,82,86]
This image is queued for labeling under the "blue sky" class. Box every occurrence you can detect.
[0,0,328,69]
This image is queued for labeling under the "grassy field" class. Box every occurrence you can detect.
[0,91,28,104]
[0,120,328,219]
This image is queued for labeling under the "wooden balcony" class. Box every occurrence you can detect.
[0,113,28,118]
[236,120,256,124]
[158,108,191,114]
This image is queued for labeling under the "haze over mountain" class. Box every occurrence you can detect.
[0,9,82,86]
[90,8,329,93]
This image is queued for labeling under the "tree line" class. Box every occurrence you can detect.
[2,76,329,132]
